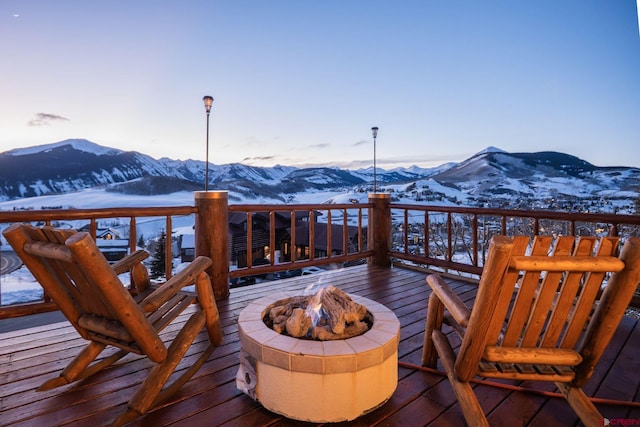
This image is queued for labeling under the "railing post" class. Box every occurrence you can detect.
[194,191,229,299]
[368,193,391,267]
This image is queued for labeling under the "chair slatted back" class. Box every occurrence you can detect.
[456,235,640,386]
[25,226,120,319]
[6,224,165,360]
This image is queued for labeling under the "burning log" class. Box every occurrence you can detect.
[286,308,312,338]
[269,295,307,334]
[265,286,371,340]
[310,321,369,340]
[319,285,367,334]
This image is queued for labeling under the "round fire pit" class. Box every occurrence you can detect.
[236,291,400,423]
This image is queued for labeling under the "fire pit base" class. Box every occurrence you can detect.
[237,291,400,423]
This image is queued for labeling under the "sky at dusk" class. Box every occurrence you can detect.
[1,1,639,170]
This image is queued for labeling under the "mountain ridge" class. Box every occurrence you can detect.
[1,139,639,212]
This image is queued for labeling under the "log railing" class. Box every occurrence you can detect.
[226,201,373,280]
[2,191,640,318]
[0,192,374,318]
[0,205,197,317]
[388,203,640,278]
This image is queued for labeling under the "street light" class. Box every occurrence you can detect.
[203,95,214,191]
[371,126,379,193]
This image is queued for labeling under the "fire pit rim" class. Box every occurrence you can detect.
[237,291,400,375]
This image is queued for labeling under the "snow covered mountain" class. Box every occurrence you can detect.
[0,140,174,199]
[432,150,640,205]
[0,139,442,202]
[1,139,639,212]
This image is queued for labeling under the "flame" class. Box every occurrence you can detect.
[302,267,344,328]
[304,278,331,327]
[305,287,325,327]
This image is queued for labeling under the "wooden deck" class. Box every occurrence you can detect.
[1,264,639,426]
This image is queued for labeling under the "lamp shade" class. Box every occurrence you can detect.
[203,95,214,113]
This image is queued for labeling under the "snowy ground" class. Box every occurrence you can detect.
[0,257,147,306]
[1,267,42,306]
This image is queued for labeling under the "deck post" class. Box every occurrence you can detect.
[194,191,230,299]
[369,193,392,267]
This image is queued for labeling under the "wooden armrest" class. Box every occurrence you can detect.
[426,274,471,327]
[483,346,582,365]
[140,256,212,312]
[509,255,624,273]
[112,250,150,275]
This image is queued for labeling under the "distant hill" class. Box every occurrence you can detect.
[431,150,639,203]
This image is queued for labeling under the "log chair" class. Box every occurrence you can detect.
[3,223,224,426]
[422,234,640,427]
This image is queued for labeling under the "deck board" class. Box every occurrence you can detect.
[0,264,638,426]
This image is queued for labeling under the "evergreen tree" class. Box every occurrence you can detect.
[137,234,145,248]
[150,231,167,278]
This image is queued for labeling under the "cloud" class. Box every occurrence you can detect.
[27,113,70,127]
[242,155,277,163]
[289,152,464,170]
[353,139,369,146]
[309,143,330,149]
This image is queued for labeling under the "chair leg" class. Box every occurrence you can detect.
[555,382,603,427]
[38,341,107,391]
[195,271,224,346]
[432,330,489,427]
[152,344,215,408]
[114,312,207,426]
[74,349,129,382]
[422,293,444,367]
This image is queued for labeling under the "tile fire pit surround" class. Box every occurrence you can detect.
[237,291,401,423]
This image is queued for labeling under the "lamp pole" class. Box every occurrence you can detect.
[203,95,214,191]
[371,126,379,193]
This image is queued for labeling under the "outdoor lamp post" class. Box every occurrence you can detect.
[203,95,214,191]
[371,126,379,193]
